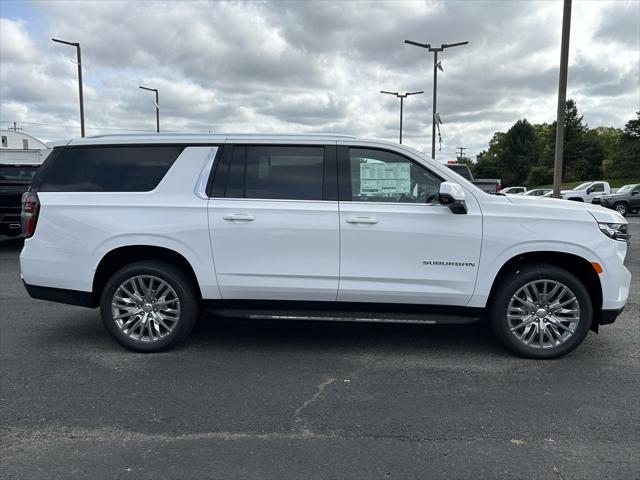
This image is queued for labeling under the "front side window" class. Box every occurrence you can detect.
[591,183,604,192]
[225,146,325,200]
[23,139,29,150]
[348,148,441,203]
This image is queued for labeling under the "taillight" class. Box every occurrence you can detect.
[21,192,40,238]
[496,183,502,192]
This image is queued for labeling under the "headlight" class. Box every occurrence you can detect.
[598,223,630,242]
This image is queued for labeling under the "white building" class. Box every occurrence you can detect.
[0,129,50,165]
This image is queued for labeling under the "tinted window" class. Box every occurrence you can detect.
[0,166,39,182]
[446,163,472,180]
[591,183,604,192]
[33,146,184,192]
[225,146,325,200]
[349,148,442,203]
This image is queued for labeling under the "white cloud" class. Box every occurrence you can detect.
[0,0,638,158]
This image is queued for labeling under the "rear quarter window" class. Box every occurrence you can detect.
[32,145,184,192]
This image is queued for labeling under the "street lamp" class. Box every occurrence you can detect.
[404,40,468,159]
[51,38,85,137]
[380,90,424,144]
[139,86,160,133]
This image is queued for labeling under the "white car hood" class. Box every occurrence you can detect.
[506,194,626,224]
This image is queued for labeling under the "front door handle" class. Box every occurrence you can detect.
[223,213,255,222]
[346,216,379,225]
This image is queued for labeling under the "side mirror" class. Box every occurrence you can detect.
[586,187,594,194]
[439,182,467,214]
[632,190,639,195]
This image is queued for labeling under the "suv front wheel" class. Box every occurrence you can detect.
[490,264,592,359]
[100,260,199,352]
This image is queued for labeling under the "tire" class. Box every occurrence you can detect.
[100,260,199,352]
[613,202,628,216]
[489,264,592,359]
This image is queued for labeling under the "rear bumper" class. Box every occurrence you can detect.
[23,281,97,308]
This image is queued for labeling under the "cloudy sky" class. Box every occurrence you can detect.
[1,0,638,159]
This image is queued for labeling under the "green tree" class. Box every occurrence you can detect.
[605,112,640,178]
[474,131,504,179]
[496,119,539,185]
[526,165,554,186]
[540,100,603,181]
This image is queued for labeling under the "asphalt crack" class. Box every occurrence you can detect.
[293,377,335,437]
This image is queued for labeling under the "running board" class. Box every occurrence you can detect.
[207,308,480,325]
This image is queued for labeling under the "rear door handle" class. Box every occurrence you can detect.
[223,213,255,222]
[345,216,379,224]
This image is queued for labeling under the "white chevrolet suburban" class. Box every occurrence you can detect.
[20,134,631,358]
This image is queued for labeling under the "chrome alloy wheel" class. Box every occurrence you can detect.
[111,275,181,342]
[615,203,627,215]
[507,279,580,349]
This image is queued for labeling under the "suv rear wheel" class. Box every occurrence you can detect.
[489,264,592,359]
[100,260,198,352]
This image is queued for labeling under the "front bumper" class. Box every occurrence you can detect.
[598,307,625,325]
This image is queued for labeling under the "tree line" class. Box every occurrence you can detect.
[463,101,640,187]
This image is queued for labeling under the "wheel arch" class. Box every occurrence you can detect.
[92,245,203,304]
[485,251,603,330]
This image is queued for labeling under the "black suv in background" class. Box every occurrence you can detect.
[0,164,39,236]
[596,184,640,216]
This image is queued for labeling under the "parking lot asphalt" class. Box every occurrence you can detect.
[1,217,639,480]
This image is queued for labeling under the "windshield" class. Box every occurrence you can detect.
[573,182,592,191]
[617,184,634,193]
[0,165,39,182]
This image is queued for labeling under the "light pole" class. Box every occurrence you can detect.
[139,86,160,132]
[552,0,572,198]
[404,40,468,159]
[380,90,424,143]
[52,38,85,137]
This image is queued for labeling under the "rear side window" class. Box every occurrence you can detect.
[224,146,325,200]
[32,146,184,192]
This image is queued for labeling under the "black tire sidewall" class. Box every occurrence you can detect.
[490,264,592,359]
[100,260,198,352]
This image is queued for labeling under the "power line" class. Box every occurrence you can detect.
[0,120,155,132]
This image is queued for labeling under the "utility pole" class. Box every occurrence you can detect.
[552,0,572,198]
[52,38,85,137]
[380,90,424,143]
[139,86,160,132]
[8,122,22,132]
[404,40,468,160]
[456,146,467,160]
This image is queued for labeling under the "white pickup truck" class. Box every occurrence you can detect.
[559,181,611,202]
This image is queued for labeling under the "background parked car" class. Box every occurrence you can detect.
[0,163,40,236]
[596,184,640,216]
[501,186,526,195]
[523,188,552,197]
[445,162,502,194]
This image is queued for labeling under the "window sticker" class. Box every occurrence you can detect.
[359,162,411,196]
